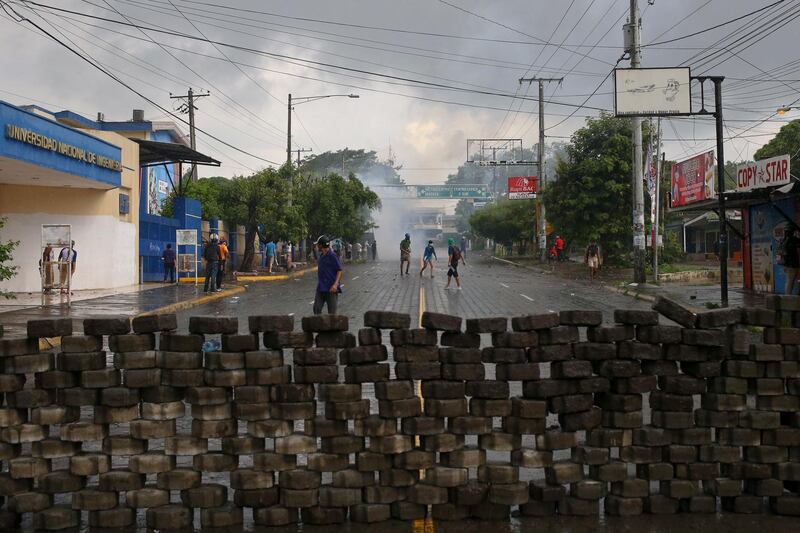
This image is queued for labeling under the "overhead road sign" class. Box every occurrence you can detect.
[417,185,490,199]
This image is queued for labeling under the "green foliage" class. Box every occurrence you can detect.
[300,149,403,185]
[755,119,800,167]
[468,200,536,247]
[545,113,634,263]
[295,173,381,243]
[161,176,232,219]
[0,217,19,299]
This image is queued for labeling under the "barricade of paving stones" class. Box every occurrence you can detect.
[0,296,799,529]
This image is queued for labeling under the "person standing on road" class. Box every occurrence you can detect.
[781,228,800,295]
[203,234,221,293]
[400,233,411,275]
[265,239,276,273]
[444,238,466,290]
[354,241,362,261]
[555,235,565,262]
[40,244,53,293]
[313,235,343,315]
[162,243,176,283]
[460,235,467,260]
[584,239,602,283]
[419,240,437,278]
[372,239,377,261]
[217,239,229,289]
[58,241,77,294]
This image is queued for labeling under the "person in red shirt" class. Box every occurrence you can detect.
[555,235,565,262]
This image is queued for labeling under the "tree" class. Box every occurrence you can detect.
[160,176,232,219]
[223,166,303,271]
[296,173,381,244]
[545,113,634,263]
[300,149,403,185]
[468,200,536,252]
[0,217,19,299]
[754,119,800,167]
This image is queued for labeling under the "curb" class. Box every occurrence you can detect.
[38,285,247,350]
[605,284,658,303]
[489,255,551,275]
[236,266,317,282]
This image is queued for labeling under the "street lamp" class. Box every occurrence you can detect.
[777,106,797,115]
[287,94,359,165]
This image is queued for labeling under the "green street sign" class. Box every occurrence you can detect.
[416,184,490,199]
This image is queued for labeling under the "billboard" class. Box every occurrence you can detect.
[670,151,716,208]
[507,176,537,199]
[736,154,791,192]
[614,67,691,116]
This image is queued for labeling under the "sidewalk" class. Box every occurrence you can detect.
[0,282,244,338]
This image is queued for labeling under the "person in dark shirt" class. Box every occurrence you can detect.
[313,235,343,315]
[783,228,800,295]
[203,234,221,293]
[162,243,176,283]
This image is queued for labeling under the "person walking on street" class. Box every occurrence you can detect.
[203,234,221,293]
[555,235,566,262]
[400,233,411,275]
[265,239,276,273]
[313,235,343,315]
[419,240,437,278]
[162,243,176,283]
[444,238,466,290]
[372,239,377,261]
[58,241,77,294]
[585,239,602,283]
[781,227,800,294]
[354,241,362,261]
[460,235,467,260]
[217,239,229,289]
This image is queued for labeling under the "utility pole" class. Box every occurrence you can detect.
[294,147,312,167]
[170,87,209,183]
[287,93,293,166]
[653,117,662,283]
[713,77,729,306]
[518,77,563,261]
[627,0,646,283]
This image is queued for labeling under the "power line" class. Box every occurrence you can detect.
[645,0,785,47]
[17,1,612,112]
[0,1,280,165]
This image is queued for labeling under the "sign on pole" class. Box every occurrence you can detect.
[176,229,196,246]
[176,229,199,285]
[736,154,791,192]
[614,67,691,116]
[670,151,716,208]
[507,177,537,199]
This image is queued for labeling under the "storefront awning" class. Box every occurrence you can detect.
[668,181,800,214]
[131,138,221,167]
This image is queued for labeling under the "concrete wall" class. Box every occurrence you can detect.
[3,299,800,528]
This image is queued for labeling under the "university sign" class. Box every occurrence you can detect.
[736,154,791,192]
[5,123,122,172]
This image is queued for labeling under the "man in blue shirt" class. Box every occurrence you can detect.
[419,240,437,278]
[265,240,276,273]
[314,235,343,315]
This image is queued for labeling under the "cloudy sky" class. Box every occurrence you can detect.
[0,0,796,183]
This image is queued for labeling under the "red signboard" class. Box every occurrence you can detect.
[670,151,716,208]
[508,176,537,199]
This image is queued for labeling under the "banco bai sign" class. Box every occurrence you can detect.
[736,154,791,192]
[5,124,122,172]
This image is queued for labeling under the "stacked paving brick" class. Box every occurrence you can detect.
[0,295,800,529]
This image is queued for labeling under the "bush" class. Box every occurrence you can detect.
[0,217,19,299]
